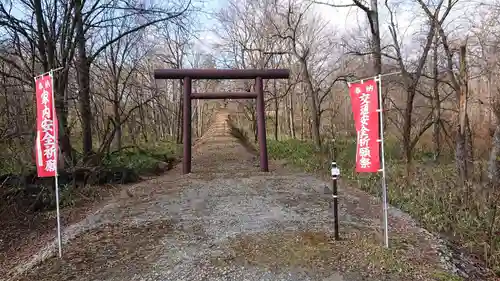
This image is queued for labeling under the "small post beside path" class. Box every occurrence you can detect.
[329,140,340,241]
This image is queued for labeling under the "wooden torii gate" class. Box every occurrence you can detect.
[153,69,290,174]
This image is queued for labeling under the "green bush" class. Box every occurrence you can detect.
[103,141,180,174]
[268,139,325,172]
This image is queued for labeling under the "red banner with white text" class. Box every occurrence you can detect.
[35,73,58,177]
[348,79,380,173]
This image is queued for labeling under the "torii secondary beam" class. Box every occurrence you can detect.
[153,68,290,174]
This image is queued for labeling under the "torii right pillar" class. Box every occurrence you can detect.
[153,68,290,174]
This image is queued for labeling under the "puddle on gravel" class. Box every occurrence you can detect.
[15,220,172,281]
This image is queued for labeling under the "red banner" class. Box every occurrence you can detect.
[348,79,380,173]
[35,73,58,177]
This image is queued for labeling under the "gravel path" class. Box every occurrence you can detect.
[8,110,494,281]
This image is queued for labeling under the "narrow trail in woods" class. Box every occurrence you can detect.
[4,109,496,281]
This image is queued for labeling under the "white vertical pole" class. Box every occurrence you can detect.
[36,132,43,166]
[55,170,62,258]
[50,71,62,258]
[347,82,360,164]
[376,74,389,248]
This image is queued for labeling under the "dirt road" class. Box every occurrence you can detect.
[6,110,486,281]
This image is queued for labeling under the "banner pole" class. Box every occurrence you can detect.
[34,66,64,80]
[50,70,62,258]
[55,169,62,257]
[350,71,401,84]
[376,74,389,248]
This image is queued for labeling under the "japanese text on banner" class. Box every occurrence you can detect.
[35,74,58,177]
[348,79,381,173]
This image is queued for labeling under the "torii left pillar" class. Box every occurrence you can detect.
[153,68,290,174]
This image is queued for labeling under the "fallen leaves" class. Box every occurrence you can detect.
[15,220,172,281]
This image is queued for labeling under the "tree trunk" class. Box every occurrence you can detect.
[198,99,204,137]
[54,73,74,165]
[113,98,122,150]
[176,79,183,144]
[138,104,148,142]
[456,44,473,182]
[284,90,290,136]
[74,0,93,156]
[253,111,258,143]
[34,0,73,165]
[488,107,500,187]
[455,112,474,183]
[402,86,416,164]
[301,61,321,148]
[274,96,279,141]
[288,91,296,138]
[456,120,468,181]
[369,0,382,75]
[432,34,441,161]
[300,93,305,140]
[128,117,137,145]
[193,98,198,137]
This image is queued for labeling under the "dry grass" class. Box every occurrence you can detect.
[14,220,172,281]
[210,229,459,280]
[0,183,121,279]
[267,132,500,278]
[385,162,500,272]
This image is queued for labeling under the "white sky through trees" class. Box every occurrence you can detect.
[194,0,494,62]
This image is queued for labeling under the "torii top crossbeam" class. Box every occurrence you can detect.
[154,69,290,80]
[154,68,290,174]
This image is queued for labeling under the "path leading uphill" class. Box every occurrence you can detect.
[7,110,493,281]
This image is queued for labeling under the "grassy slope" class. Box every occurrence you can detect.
[0,140,180,175]
[0,139,181,210]
[101,141,180,174]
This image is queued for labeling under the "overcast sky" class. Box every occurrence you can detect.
[194,0,490,57]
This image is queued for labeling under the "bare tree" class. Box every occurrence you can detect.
[75,0,192,156]
[417,0,474,181]
[156,20,193,143]
[94,16,150,151]
[313,0,382,75]
[0,0,78,164]
[385,0,455,165]
[268,0,349,148]
[213,0,290,141]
